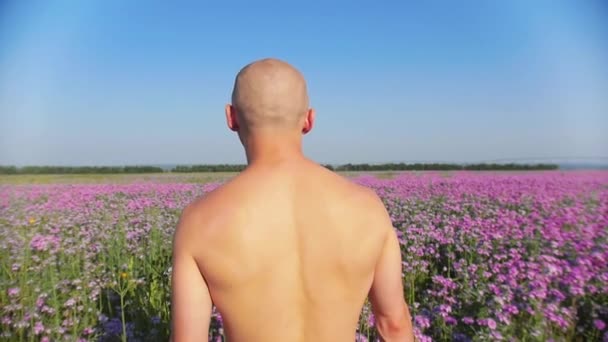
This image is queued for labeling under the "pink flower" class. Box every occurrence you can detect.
[487,318,497,330]
[34,322,44,335]
[7,288,19,297]
[64,298,76,307]
[36,295,46,308]
[594,319,606,330]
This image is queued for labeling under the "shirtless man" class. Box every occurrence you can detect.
[170,58,414,342]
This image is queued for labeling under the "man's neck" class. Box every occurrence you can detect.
[243,132,305,166]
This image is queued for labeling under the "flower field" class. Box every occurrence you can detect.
[1,171,607,341]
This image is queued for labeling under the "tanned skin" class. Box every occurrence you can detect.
[170,58,414,342]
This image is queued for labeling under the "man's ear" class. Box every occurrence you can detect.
[302,108,315,135]
[225,104,239,132]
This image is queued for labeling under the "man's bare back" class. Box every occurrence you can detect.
[171,58,413,341]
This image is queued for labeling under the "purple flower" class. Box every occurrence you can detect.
[491,330,503,340]
[29,234,60,252]
[214,312,223,324]
[64,298,76,307]
[445,316,457,325]
[414,326,433,342]
[355,333,369,342]
[453,332,472,342]
[36,294,47,308]
[462,317,475,325]
[41,306,55,314]
[34,322,44,335]
[595,319,606,331]
[367,313,375,327]
[104,318,123,336]
[414,315,431,329]
[437,304,452,318]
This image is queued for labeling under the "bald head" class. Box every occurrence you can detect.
[231,58,310,131]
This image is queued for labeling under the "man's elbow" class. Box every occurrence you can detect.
[375,306,414,342]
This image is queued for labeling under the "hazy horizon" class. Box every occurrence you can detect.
[4,159,608,170]
[1,1,607,166]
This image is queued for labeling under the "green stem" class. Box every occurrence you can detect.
[120,293,127,342]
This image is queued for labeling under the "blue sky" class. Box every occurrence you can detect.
[0,1,606,165]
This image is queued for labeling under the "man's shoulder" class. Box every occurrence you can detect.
[333,175,385,211]
[187,172,249,208]
[174,182,234,240]
[321,172,389,225]
[181,186,220,218]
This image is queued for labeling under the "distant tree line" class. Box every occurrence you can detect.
[172,164,247,172]
[331,163,559,171]
[0,163,558,175]
[170,163,558,172]
[0,165,164,174]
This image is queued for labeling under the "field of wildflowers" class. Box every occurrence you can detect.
[1,171,607,341]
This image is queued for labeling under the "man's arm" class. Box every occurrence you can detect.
[170,205,213,342]
[368,202,414,342]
